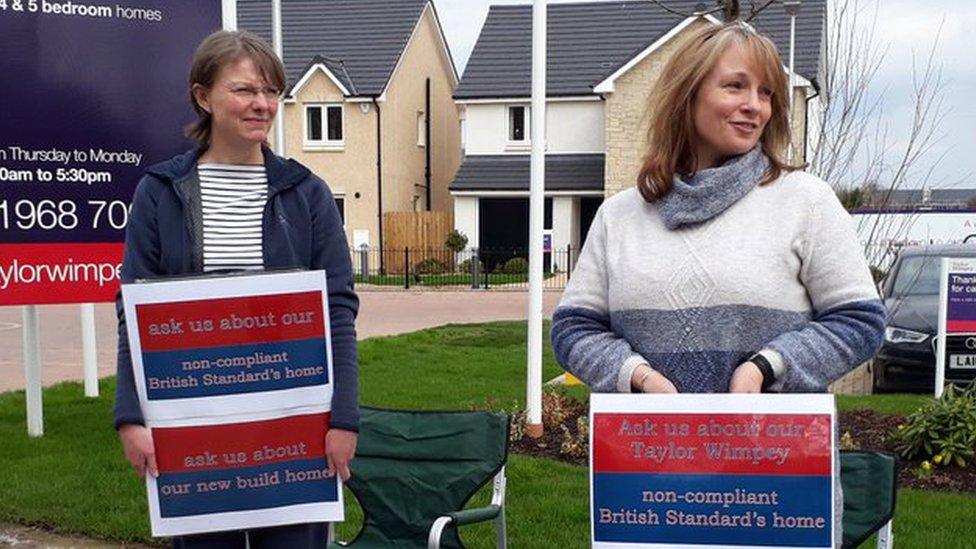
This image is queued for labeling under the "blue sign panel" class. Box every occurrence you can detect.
[0,1,222,304]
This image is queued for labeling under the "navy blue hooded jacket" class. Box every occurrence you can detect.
[113,147,360,431]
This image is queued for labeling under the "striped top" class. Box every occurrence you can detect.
[197,163,268,272]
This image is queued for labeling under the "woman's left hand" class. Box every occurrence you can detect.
[325,428,358,481]
[729,362,764,393]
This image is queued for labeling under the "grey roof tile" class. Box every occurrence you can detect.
[456,0,825,98]
[450,154,605,192]
[238,0,429,97]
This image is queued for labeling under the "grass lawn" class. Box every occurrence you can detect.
[0,321,972,547]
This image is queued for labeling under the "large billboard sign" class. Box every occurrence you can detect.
[0,0,224,305]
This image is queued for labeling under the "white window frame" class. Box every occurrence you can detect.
[417,111,426,147]
[304,102,345,150]
[506,104,530,150]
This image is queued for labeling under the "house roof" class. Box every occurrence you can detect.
[238,0,431,97]
[449,154,605,192]
[455,0,825,99]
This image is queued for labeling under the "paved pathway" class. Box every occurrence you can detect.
[0,521,155,548]
[0,290,562,393]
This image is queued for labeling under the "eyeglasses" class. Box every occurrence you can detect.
[228,85,282,102]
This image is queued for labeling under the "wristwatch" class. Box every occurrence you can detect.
[748,352,776,392]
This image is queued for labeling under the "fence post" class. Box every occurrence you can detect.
[404,247,410,289]
[483,250,490,289]
[469,248,479,289]
[566,244,572,282]
[359,245,369,281]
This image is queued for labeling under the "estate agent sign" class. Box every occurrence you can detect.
[0,0,221,305]
[936,257,976,396]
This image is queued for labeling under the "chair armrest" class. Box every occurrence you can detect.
[429,505,504,548]
[448,504,501,526]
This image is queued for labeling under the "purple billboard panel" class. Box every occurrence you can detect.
[0,1,222,304]
[945,272,976,332]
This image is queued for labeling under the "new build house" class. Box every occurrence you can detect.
[452,0,825,270]
[239,0,461,250]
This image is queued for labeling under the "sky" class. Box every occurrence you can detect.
[435,0,975,189]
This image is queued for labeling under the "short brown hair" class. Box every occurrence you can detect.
[636,21,795,202]
[185,30,286,147]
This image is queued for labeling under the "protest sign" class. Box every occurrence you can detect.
[0,1,223,305]
[590,394,835,549]
[122,270,342,536]
[936,257,976,396]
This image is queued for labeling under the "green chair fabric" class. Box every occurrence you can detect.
[840,450,897,549]
[330,407,509,548]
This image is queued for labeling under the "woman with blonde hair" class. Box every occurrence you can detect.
[551,21,884,546]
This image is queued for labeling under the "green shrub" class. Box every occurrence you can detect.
[495,257,529,275]
[458,258,482,273]
[445,230,469,253]
[893,382,976,468]
[413,258,448,274]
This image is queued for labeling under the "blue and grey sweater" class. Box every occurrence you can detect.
[551,165,885,394]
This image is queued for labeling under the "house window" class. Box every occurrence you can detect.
[508,105,529,143]
[305,103,344,148]
[460,117,466,155]
[334,197,345,225]
[417,112,426,147]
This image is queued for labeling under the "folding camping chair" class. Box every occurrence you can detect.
[840,450,897,549]
[328,407,510,549]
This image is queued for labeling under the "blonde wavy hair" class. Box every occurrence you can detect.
[636,21,795,202]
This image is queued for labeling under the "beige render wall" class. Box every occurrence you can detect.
[381,7,462,217]
[604,18,811,197]
[604,20,711,197]
[283,71,380,246]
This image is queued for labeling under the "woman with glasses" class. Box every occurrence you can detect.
[113,30,358,548]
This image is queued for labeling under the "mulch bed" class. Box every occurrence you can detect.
[512,402,976,494]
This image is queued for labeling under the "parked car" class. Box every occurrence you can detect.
[873,244,976,392]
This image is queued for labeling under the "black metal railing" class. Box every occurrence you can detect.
[349,246,577,290]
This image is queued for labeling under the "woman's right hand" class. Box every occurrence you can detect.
[118,424,158,478]
[630,364,678,393]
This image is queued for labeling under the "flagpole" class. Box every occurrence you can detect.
[272,0,286,156]
[526,0,546,438]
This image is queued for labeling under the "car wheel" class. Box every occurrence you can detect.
[871,360,889,394]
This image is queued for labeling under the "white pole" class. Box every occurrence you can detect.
[22,305,43,437]
[272,0,286,157]
[526,0,546,439]
[935,258,949,398]
[784,1,800,163]
[81,303,99,398]
[221,0,237,30]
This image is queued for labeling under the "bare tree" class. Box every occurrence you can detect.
[645,0,954,271]
[807,0,951,271]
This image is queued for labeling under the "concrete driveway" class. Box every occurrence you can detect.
[0,290,562,393]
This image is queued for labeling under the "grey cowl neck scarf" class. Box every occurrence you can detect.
[656,146,770,230]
